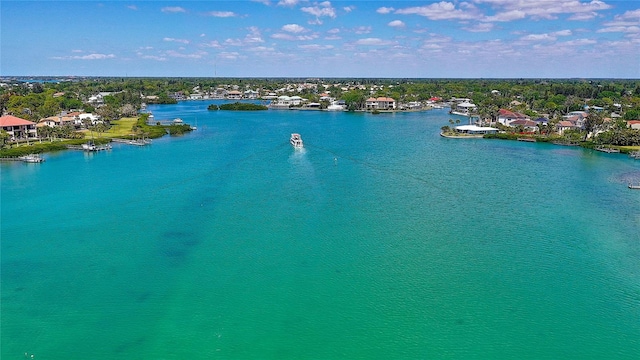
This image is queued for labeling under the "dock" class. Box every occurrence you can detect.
[111,138,152,146]
[595,146,620,153]
[0,154,45,163]
[67,143,112,151]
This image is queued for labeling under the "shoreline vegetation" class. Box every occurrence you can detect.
[208,102,268,111]
[1,77,639,158]
[0,114,192,158]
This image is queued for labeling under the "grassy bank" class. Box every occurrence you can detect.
[0,114,193,158]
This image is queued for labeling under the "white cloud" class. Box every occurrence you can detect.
[568,11,597,21]
[218,51,242,60]
[277,0,299,7]
[139,54,167,61]
[554,30,573,36]
[388,20,406,28]
[166,50,207,59]
[518,30,572,42]
[127,5,137,11]
[201,40,222,49]
[343,6,355,13]
[205,11,237,17]
[248,46,276,52]
[355,38,396,46]
[299,44,335,50]
[53,53,116,60]
[245,26,265,43]
[271,33,318,41]
[224,38,243,46]
[282,24,307,33]
[475,0,612,21]
[484,9,525,22]
[161,6,186,13]
[598,26,640,34]
[164,37,190,44]
[377,7,395,14]
[598,9,640,33]
[301,2,337,19]
[464,23,494,32]
[354,26,372,34]
[521,33,557,41]
[395,2,478,20]
[562,38,598,46]
[327,28,340,34]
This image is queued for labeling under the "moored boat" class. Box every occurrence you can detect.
[82,141,111,151]
[290,133,303,148]
[19,154,44,163]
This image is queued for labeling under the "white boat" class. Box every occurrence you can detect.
[19,154,44,163]
[82,141,111,151]
[290,133,303,148]
[327,103,346,111]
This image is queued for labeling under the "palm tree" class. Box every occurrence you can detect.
[38,126,52,142]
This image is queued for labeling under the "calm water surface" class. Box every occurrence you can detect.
[2,102,639,359]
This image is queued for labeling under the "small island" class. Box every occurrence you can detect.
[209,102,268,111]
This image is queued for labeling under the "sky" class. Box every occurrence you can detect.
[1,0,639,78]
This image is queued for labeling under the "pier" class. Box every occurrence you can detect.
[111,138,152,146]
[66,143,112,151]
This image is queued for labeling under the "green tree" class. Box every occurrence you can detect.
[341,90,366,111]
[0,130,10,148]
[584,111,605,140]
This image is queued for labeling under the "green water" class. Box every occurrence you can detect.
[2,104,639,358]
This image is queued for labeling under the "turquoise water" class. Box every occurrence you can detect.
[2,102,639,359]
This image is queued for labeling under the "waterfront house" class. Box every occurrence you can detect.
[365,97,396,111]
[38,112,82,129]
[79,113,101,125]
[556,120,582,135]
[0,115,38,140]
[227,91,242,100]
[497,109,530,126]
[534,117,549,126]
[564,111,589,123]
[269,95,306,108]
[453,125,498,135]
[509,119,539,132]
[627,120,640,130]
[244,90,259,99]
[450,99,477,116]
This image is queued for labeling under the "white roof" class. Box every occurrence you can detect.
[455,125,497,131]
[458,102,476,108]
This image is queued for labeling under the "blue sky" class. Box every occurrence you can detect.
[2,0,639,78]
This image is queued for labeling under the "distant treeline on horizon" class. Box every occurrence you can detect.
[3,77,640,82]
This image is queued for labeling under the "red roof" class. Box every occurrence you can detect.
[498,109,528,119]
[0,115,36,127]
